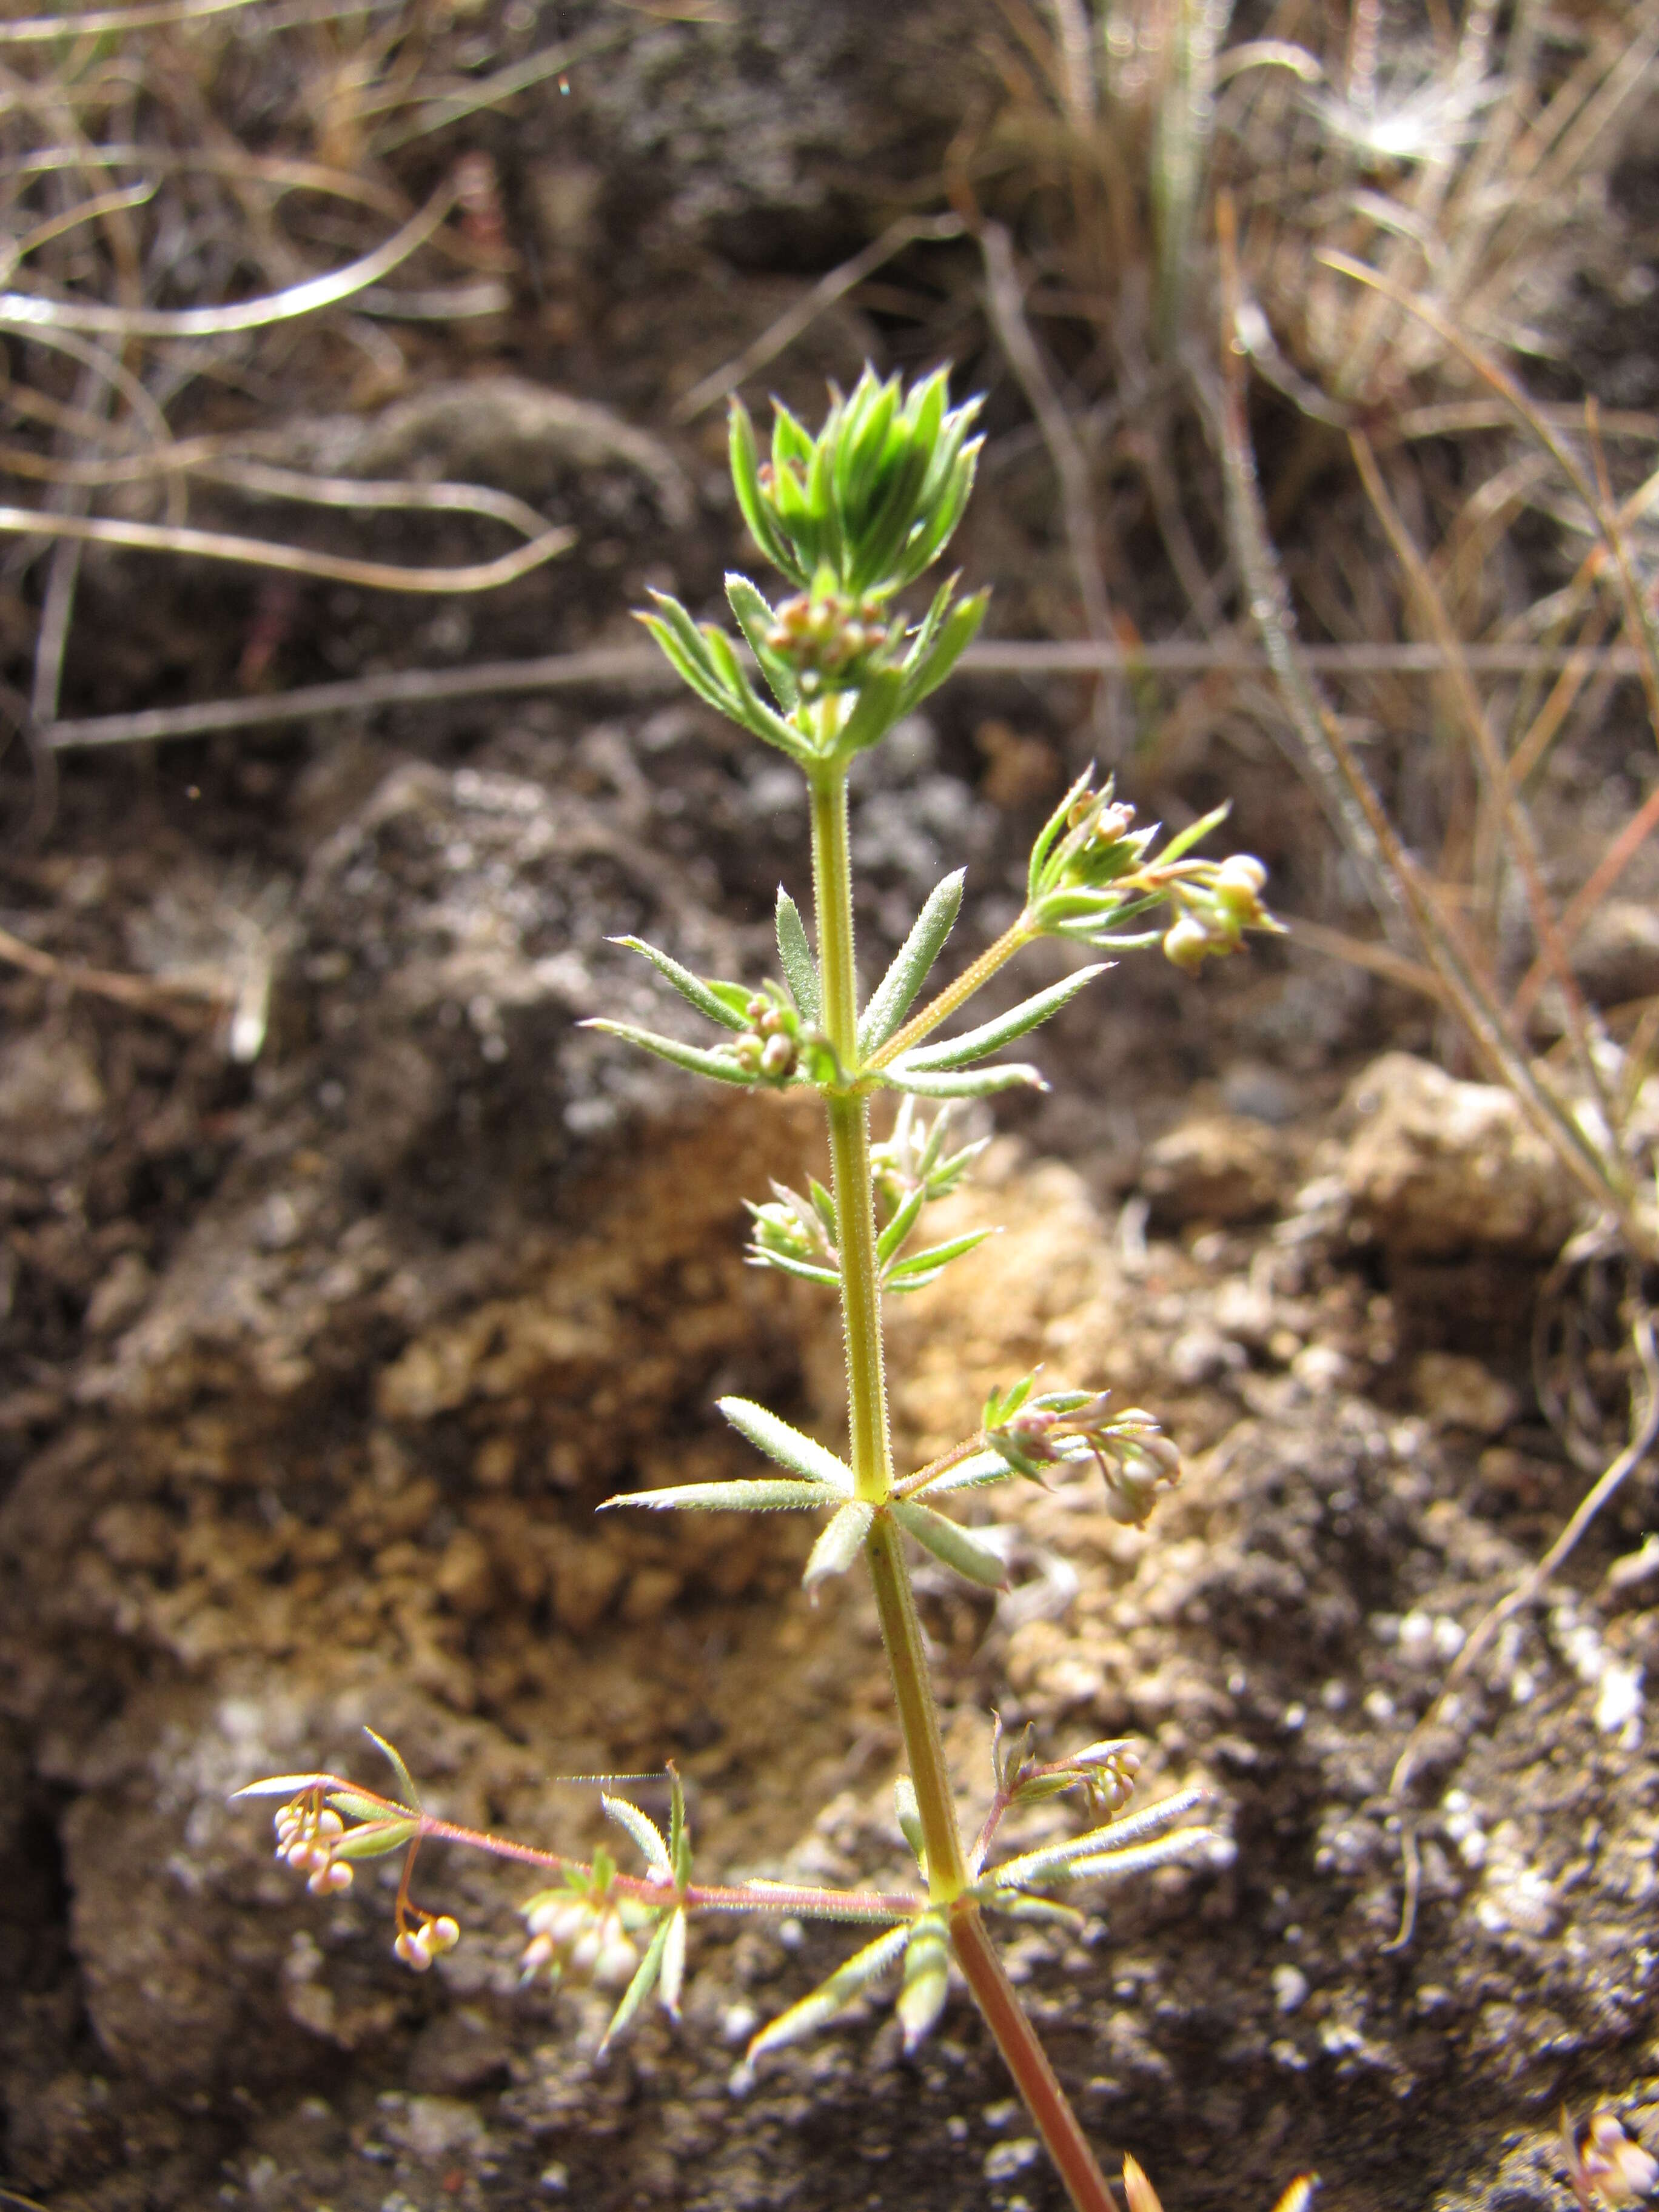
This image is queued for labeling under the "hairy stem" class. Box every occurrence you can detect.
[808,762,1114,2212]
[869,913,1037,1068]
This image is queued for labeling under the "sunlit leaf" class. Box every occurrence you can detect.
[717,1398,854,1492]
[803,1498,876,1586]
[747,1924,911,2059]
[612,937,750,1031]
[858,871,964,1055]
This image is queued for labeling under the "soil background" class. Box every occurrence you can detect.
[3,7,1659,2212]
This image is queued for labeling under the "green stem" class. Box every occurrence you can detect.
[868,912,1037,1068]
[808,764,1115,2212]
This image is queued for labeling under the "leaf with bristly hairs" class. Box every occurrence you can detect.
[775,889,821,1023]
[603,1794,672,1879]
[364,1728,420,1812]
[611,937,751,1031]
[726,574,799,712]
[884,1227,997,1293]
[878,1061,1045,1100]
[747,1923,911,2059]
[581,1020,757,1087]
[717,1398,854,1491]
[803,1499,875,1586]
[598,1908,677,2053]
[857,870,964,1054]
[890,1501,1008,1589]
[897,965,1105,1071]
[600,1479,834,1513]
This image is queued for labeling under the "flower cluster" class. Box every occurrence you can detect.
[745,1176,839,1285]
[1024,768,1277,973]
[273,1796,355,1895]
[991,1715,1144,1823]
[870,1098,987,1224]
[394,1913,460,1972]
[984,1378,1182,1527]
[520,1874,649,1993]
[732,990,803,1084]
[1159,854,1273,973]
[733,365,983,598]
[765,587,900,695]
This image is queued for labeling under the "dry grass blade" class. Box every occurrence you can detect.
[42,644,672,751]
[980,219,1121,742]
[0,0,270,36]
[0,505,574,593]
[1389,1303,1659,1821]
[1346,428,1616,1129]
[672,213,967,424]
[1208,201,1645,1247]
[0,920,226,1029]
[0,178,457,338]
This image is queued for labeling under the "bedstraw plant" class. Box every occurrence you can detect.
[238,367,1276,2212]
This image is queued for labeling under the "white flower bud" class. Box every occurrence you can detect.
[1162,913,1212,973]
[429,1915,460,1952]
[568,1927,602,1978]
[594,1937,641,1989]
[394,1928,433,1971]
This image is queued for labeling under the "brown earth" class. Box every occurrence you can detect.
[3,6,1659,2210]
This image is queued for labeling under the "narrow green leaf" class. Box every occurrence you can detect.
[894,1778,926,1869]
[598,1911,672,2053]
[891,1501,1008,1589]
[1028,768,1095,902]
[876,1181,927,1265]
[979,1892,1086,1930]
[897,1914,950,2051]
[775,889,821,1024]
[730,401,802,583]
[332,1817,418,1860]
[1156,800,1232,865]
[988,1787,1211,1892]
[325,1788,401,1823]
[1065,1831,1219,1882]
[895,589,989,716]
[726,574,799,712]
[603,1794,672,1879]
[886,1227,996,1282]
[638,597,743,713]
[600,1479,833,1513]
[748,1925,911,2060]
[748,1249,842,1289]
[808,1178,838,1241]
[830,663,906,762]
[898,965,1106,1071]
[717,1397,855,1491]
[612,937,750,1032]
[857,870,964,1055]
[879,1062,1046,1099]
[803,1498,876,1586]
[581,1020,756,1087]
[364,1728,420,1812]
[897,571,957,682]
[669,1770,689,1885]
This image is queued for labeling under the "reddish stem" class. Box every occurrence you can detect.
[951,1904,1118,2212]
